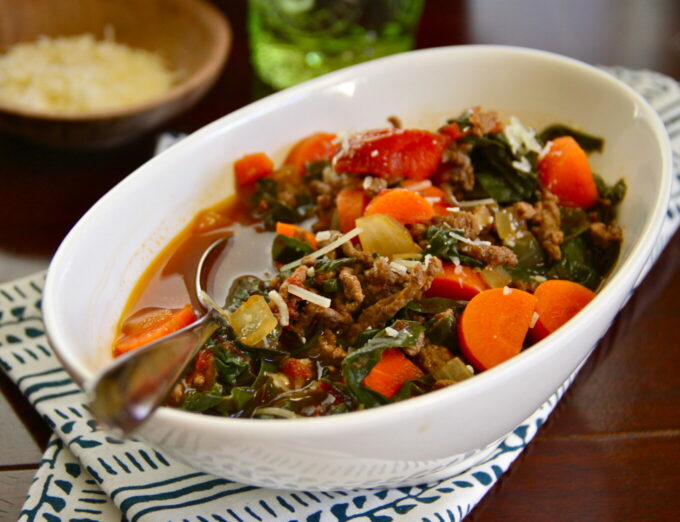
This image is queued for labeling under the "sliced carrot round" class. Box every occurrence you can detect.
[364,188,435,225]
[233,152,274,187]
[402,180,449,215]
[538,136,598,208]
[362,348,423,398]
[458,288,537,371]
[284,132,337,175]
[114,304,197,357]
[336,187,368,233]
[425,263,488,301]
[530,279,596,342]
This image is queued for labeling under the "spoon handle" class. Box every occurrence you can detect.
[87,314,219,434]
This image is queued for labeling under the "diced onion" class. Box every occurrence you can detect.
[356,214,421,257]
[253,407,298,419]
[288,285,331,308]
[281,227,363,271]
[228,295,278,346]
[481,265,513,288]
[432,357,474,382]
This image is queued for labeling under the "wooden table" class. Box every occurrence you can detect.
[1,1,679,519]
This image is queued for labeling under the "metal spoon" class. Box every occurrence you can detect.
[87,235,232,434]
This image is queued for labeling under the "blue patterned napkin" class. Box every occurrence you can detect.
[2,68,679,522]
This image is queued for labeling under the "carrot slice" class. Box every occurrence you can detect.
[336,187,368,233]
[233,152,274,187]
[114,304,197,357]
[363,348,424,398]
[426,263,488,300]
[364,188,435,225]
[284,132,338,175]
[402,180,449,216]
[275,222,318,248]
[458,288,537,371]
[538,136,598,208]
[530,279,596,342]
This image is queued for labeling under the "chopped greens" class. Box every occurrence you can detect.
[271,233,313,264]
[538,124,604,152]
[424,225,484,267]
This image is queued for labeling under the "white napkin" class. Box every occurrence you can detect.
[2,67,678,522]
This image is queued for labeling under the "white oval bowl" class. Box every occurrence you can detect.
[43,45,672,490]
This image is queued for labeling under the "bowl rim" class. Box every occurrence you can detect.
[43,44,673,437]
[0,0,231,121]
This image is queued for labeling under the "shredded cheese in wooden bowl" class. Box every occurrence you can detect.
[0,33,177,114]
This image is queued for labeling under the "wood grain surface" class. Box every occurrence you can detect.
[1,1,679,520]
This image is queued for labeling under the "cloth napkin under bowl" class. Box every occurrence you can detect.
[2,67,679,522]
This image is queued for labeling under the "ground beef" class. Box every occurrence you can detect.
[361,256,423,304]
[432,212,483,239]
[459,242,518,267]
[530,190,564,261]
[315,329,347,364]
[439,141,475,197]
[513,201,536,220]
[342,239,375,265]
[278,266,308,299]
[348,257,442,340]
[589,221,623,249]
[416,341,453,374]
[339,267,364,303]
[469,107,503,136]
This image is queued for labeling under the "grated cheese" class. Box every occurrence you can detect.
[315,230,332,242]
[404,180,432,192]
[424,197,441,204]
[458,198,496,208]
[287,285,331,308]
[0,33,176,114]
[446,206,461,213]
[530,311,540,328]
[281,227,363,271]
[503,286,512,295]
[512,156,532,173]
[538,140,553,161]
[268,290,289,327]
[389,261,408,274]
[384,327,399,337]
[504,116,542,155]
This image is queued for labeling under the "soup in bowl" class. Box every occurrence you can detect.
[43,46,671,490]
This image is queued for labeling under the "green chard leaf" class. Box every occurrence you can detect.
[547,236,601,290]
[342,321,425,408]
[538,124,604,152]
[425,313,458,352]
[271,233,314,264]
[181,382,224,412]
[423,225,484,268]
[391,375,435,401]
[594,175,627,206]
[314,257,356,272]
[463,134,539,203]
[224,275,267,313]
[406,297,467,315]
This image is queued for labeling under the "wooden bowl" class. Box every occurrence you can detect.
[0,0,231,147]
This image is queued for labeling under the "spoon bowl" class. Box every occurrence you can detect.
[87,235,231,433]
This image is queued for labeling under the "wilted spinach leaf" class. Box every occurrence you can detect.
[271,233,313,264]
[210,346,252,387]
[391,375,435,401]
[224,275,266,313]
[426,313,458,352]
[560,207,590,241]
[303,160,330,181]
[181,383,224,412]
[406,297,467,314]
[547,236,600,290]
[342,321,425,408]
[424,225,484,267]
[321,278,341,293]
[538,124,604,152]
[463,134,538,203]
[594,175,627,206]
[315,257,356,272]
